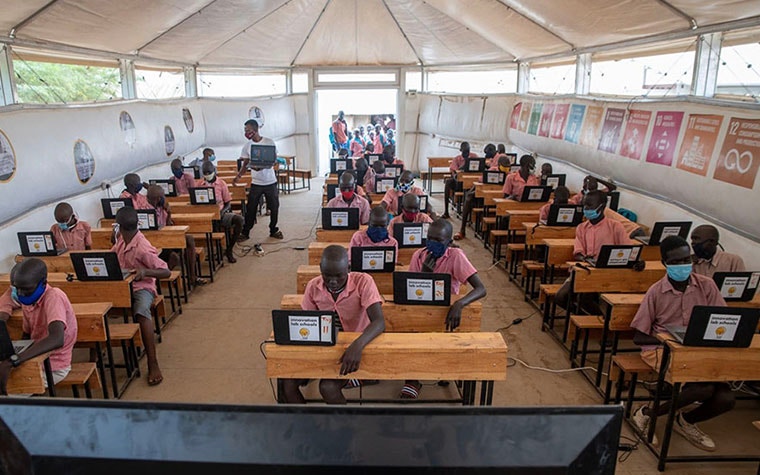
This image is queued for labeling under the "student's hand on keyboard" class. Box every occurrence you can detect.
[339,341,363,375]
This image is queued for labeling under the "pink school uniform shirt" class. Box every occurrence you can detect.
[630,273,726,351]
[0,285,78,372]
[196,177,232,212]
[49,220,92,251]
[349,230,399,256]
[387,213,433,234]
[693,250,746,278]
[173,173,197,196]
[111,231,168,297]
[450,153,478,173]
[573,218,631,258]
[409,247,478,295]
[350,139,364,157]
[326,194,371,225]
[120,190,151,210]
[502,172,540,200]
[302,272,383,332]
[381,187,425,216]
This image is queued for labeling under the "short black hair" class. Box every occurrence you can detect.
[244,119,259,129]
[116,207,138,232]
[660,235,690,260]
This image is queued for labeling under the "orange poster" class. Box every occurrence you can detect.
[579,106,604,148]
[518,102,532,132]
[676,114,723,176]
[713,117,760,189]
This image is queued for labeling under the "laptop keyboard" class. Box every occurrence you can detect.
[670,330,686,342]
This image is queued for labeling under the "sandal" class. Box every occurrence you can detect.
[344,379,379,389]
[453,232,465,240]
[194,278,208,286]
[400,381,422,399]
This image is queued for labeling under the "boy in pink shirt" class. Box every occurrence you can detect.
[170,158,197,196]
[629,236,734,452]
[199,161,244,263]
[388,193,433,234]
[49,202,92,251]
[281,245,385,404]
[111,207,170,386]
[0,258,78,393]
[538,186,570,223]
[349,207,399,260]
[364,160,386,199]
[569,175,616,205]
[120,173,151,210]
[690,225,746,278]
[403,219,487,399]
[502,155,540,200]
[350,129,364,157]
[326,172,371,225]
[381,170,426,216]
[442,142,478,218]
[457,143,497,240]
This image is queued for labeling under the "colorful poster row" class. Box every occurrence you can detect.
[509,101,760,190]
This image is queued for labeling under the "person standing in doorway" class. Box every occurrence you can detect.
[234,119,283,240]
[332,111,349,151]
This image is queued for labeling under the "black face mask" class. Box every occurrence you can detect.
[692,241,716,260]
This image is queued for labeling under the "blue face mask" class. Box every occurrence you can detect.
[366,226,389,243]
[583,205,602,221]
[208,154,216,162]
[397,181,412,193]
[129,183,143,194]
[12,281,47,306]
[426,240,448,258]
[666,263,692,282]
[172,168,184,178]
[57,222,69,231]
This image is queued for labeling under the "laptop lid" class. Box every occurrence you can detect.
[189,187,217,205]
[520,186,552,202]
[396,195,428,215]
[374,177,398,194]
[326,184,340,201]
[249,144,277,168]
[384,165,403,178]
[17,232,62,257]
[678,306,760,348]
[135,209,159,231]
[546,205,583,227]
[101,198,133,219]
[588,245,643,268]
[542,174,566,189]
[183,166,201,179]
[0,321,15,361]
[606,191,620,211]
[329,158,353,174]
[321,207,360,230]
[392,271,452,306]
[350,246,396,273]
[713,272,760,302]
[393,222,429,248]
[505,153,517,164]
[482,171,506,185]
[642,221,693,246]
[272,310,338,346]
[149,179,177,197]
[367,154,382,165]
[70,252,127,281]
[464,158,486,173]
[509,165,521,173]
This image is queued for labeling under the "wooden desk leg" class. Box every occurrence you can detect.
[276,379,286,404]
[479,381,494,406]
[43,359,56,397]
[595,310,613,387]
[94,341,109,399]
[102,319,120,398]
[649,345,672,446]
[658,381,681,471]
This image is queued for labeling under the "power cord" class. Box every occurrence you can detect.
[496,310,539,332]
[234,206,322,258]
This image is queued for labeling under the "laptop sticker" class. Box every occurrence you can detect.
[331,211,349,227]
[661,226,682,239]
[703,313,740,341]
[407,279,432,301]
[26,235,47,254]
[434,280,445,301]
[607,248,632,266]
[110,201,125,216]
[320,315,332,342]
[557,208,575,223]
[749,272,760,289]
[362,250,385,270]
[403,226,422,245]
[720,276,749,299]
[289,315,320,342]
[528,188,543,200]
[83,257,108,277]
[385,250,395,263]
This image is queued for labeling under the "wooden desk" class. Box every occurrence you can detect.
[171,213,214,233]
[457,173,482,189]
[168,203,221,220]
[571,261,666,294]
[7,353,51,395]
[640,245,661,261]
[280,294,482,332]
[542,239,575,267]
[315,226,367,242]
[307,242,417,266]
[266,332,507,405]
[91,225,188,250]
[526,224,576,246]
[0,273,133,309]
[494,198,544,215]
[474,182,504,198]
[14,250,113,273]
[425,157,452,194]
[296,265,409,294]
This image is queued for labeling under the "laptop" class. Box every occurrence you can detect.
[183,166,201,179]
[321,207,360,230]
[350,246,396,273]
[606,191,620,212]
[367,154,382,165]
[189,187,217,205]
[509,165,521,174]
[464,157,486,173]
[393,222,429,248]
[101,198,133,219]
[70,252,131,281]
[546,205,583,226]
[249,144,277,168]
[17,232,66,257]
[635,221,692,246]
[520,186,552,202]
[329,158,353,174]
[326,184,340,201]
[505,153,517,165]
[375,177,398,194]
[272,310,339,346]
[149,179,177,197]
[392,271,452,306]
[542,174,566,189]
[384,164,403,178]
[0,322,34,361]
[713,272,760,302]
[585,245,643,268]
[666,306,759,348]
[396,195,428,215]
[135,209,159,231]
[482,171,506,185]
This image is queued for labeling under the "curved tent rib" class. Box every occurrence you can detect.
[136,0,221,54]
[496,0,575,50]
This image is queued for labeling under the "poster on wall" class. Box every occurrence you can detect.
[564,104,586,144]
[551,104,570,139]
[579,106,604,148]
[73,140,95,184]
[119,111,136,147]
[597,108,625,153]
[164,126,175,156]
[518,102,532,132]
[712,117,760,189]
[646,111,684,166]
[538,104,555,137]
[676,114,724,176]
[619,110,652,160]
[182,108,194,133]
[527,103,543,135]
[510,102,522,129]
[248,106,265,128]
[0,129,16,182]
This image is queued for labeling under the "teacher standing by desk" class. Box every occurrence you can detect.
[235,119,283,241]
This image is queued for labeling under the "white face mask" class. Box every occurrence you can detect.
[203,172,215,182]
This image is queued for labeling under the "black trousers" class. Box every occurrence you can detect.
[244,183,279,234]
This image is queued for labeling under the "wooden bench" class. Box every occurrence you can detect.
[56,362,101,399]
[607,354,655,415]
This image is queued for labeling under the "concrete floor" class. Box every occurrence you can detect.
[122,177,760,474]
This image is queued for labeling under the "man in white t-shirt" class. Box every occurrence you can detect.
[234,119,283,240]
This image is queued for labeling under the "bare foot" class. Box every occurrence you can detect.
[147,363,163,386]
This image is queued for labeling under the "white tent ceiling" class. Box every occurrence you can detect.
[2,0,760,68]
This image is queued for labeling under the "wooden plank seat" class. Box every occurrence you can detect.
[568,315,605,365]
[606,354,656,416]
[159,269,183,317]
[56,362,101,399]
